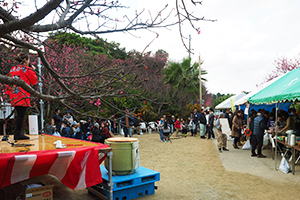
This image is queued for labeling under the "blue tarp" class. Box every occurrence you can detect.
[236,102,292,113]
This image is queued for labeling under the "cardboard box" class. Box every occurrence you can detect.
[25,185,54,200]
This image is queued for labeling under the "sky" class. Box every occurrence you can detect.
[15,0,300,95]
[102,0,300,95]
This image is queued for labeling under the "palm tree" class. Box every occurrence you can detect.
[163,57,207,95]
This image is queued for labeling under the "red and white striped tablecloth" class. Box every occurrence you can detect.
[0,144,109,190]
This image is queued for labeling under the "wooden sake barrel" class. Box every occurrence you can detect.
[104,137,140,175]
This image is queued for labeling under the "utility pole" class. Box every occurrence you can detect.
[198,55,202,107]
[189,35,191,66]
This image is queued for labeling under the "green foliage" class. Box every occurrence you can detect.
[290,103,300,111]
[211,94,234,109]
[163,57,207,95]
[184,103,201,119]
[52,32,129,59]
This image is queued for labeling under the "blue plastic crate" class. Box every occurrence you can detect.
[100,181,155,200]
[92,166,160,200]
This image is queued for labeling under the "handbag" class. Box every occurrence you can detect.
[234,126,239,132]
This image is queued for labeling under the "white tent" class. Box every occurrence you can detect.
[234,74,286,106]
[215,92,246,109]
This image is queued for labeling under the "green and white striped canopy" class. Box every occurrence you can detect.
[248,68,300,104]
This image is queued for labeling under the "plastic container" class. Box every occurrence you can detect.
[290,134,296,146]
[28,115,39,135]
[105,137,140,175]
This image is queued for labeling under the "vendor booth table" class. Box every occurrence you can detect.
[0,134,111,191]
[270,138,300,175]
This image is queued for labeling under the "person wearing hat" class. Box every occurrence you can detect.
[86,117,93,133]
[216,113,229,153]
[62,110,74,126]
[70,121,78,138]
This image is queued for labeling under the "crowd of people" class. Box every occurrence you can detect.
[7,52,300,161]
[156,108,229,153]
[223,107,300,158]
[45,109,114,143]
[44,107,144,143]
[155,106,300,157]
[248,108,300,157]
[44,104,300,158]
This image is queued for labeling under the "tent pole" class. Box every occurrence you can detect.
[275,103,278,170]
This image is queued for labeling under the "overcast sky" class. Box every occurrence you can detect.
[20,0,300,95]
[102,0,300,95]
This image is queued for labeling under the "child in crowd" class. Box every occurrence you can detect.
[181,120,188,137]
[267,113,275,131]
[162,121,171,142]
[61,120,70,137]
[216,113,229,153]
[188,112,194,135]
[158,117,165,141]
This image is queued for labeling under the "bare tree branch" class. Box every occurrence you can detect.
[0,0,64,36]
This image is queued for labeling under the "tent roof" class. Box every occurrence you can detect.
[215,92,246,109]
[248,68,300,104]
[234,73,286,106]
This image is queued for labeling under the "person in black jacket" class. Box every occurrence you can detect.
[207,108,215,139]
[74,122,83,140]
[199,109,207,139]
[251,110,269,158]
[53,109,62,133]
[192,109,200,136]
[225,109,232,129]
[249,110,257,142]
[92,123,101,142]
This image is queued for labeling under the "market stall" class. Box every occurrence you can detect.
[248,68,300,172]
[234,74,291,113]
[215,92,246,110]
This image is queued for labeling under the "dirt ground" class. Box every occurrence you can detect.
[1,132,300,200]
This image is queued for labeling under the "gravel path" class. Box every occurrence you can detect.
[137,133,300,200]
[2,132,299,200]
